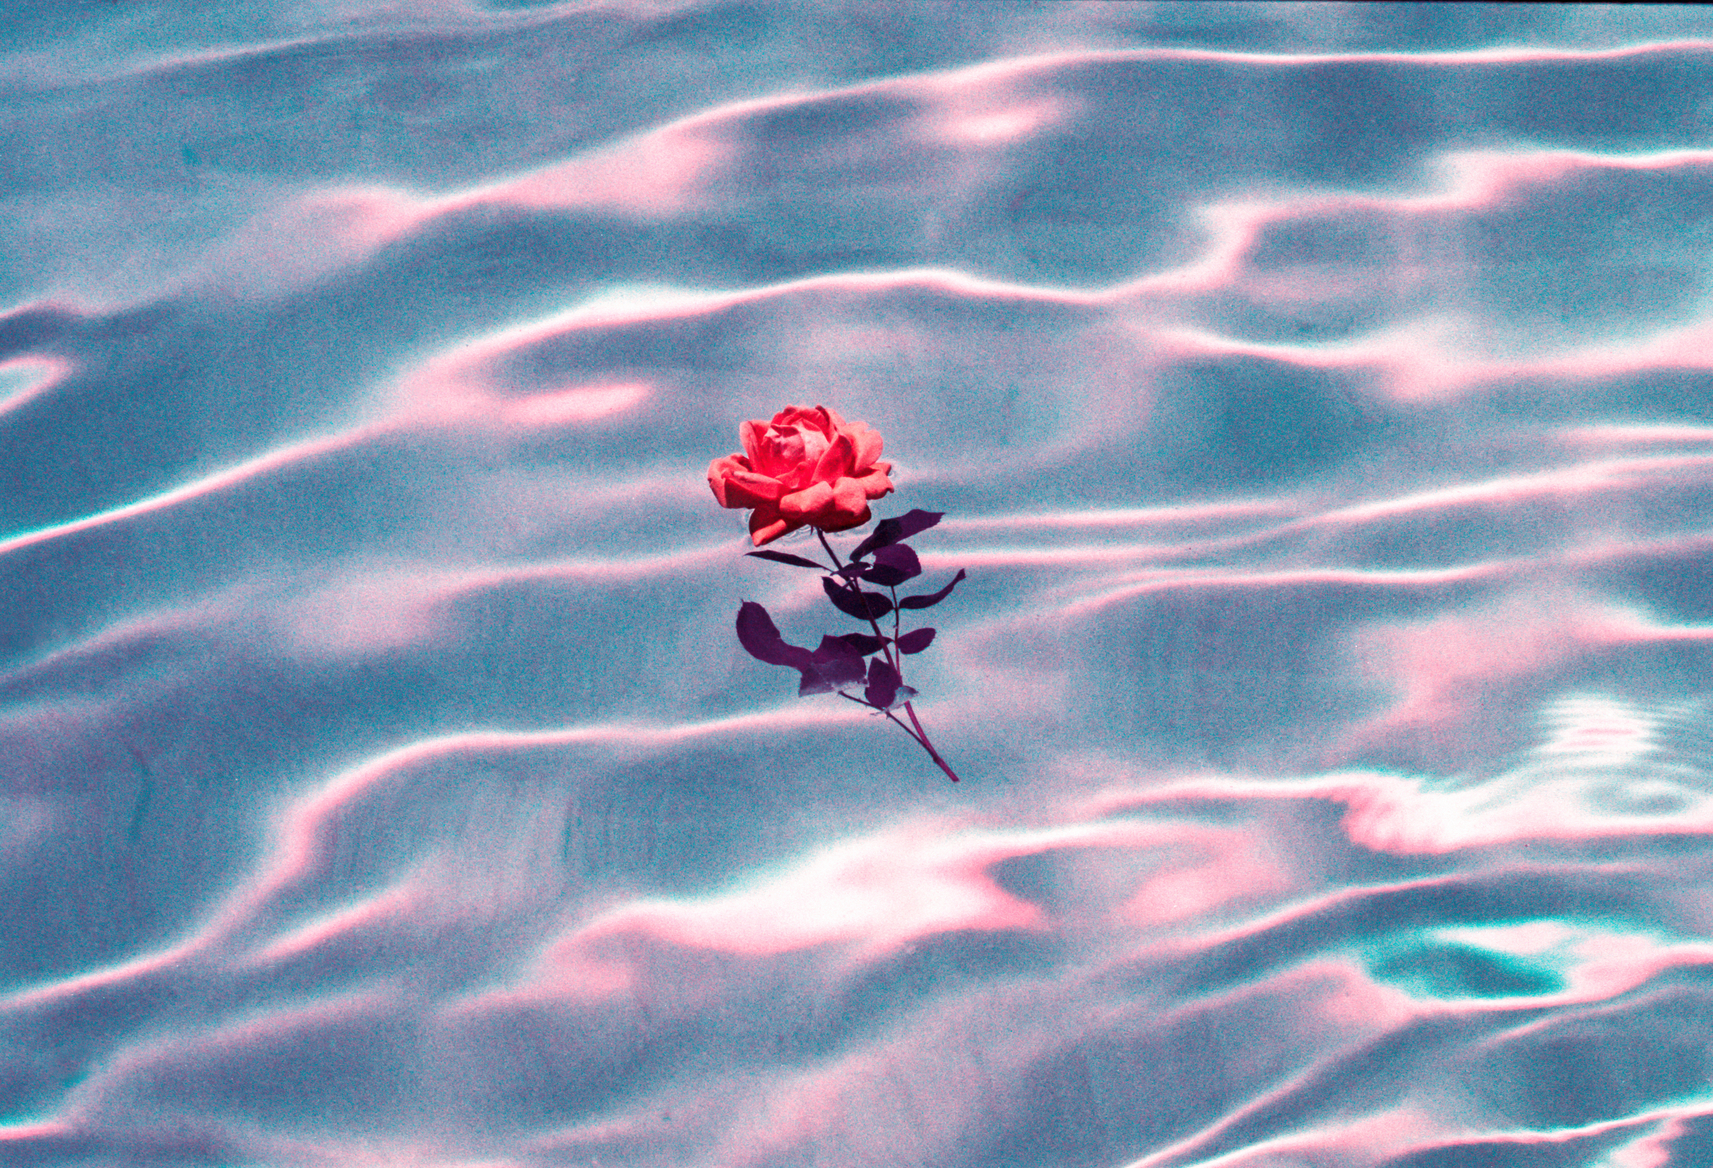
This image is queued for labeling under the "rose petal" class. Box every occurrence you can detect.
[708,456,733,507]
[787,405,832,436]
[707,454,753,507]
[718,406,892,539]
[724,470,787,507]
[811,432,856,485]
[824,504,871,532]
[739,419,770,466]
[778,480,834,520]
[810,475,872,532]
[829,475,867,520]
[850,424,884,469]
[748,505,798,546]
[758,428,807,480]
[795,426,831,479]
[856,463,895,500]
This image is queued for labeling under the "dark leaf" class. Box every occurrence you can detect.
[809,636,868,686]
[746,550,826,570]
[822,575,893,620]
[831,632,889,656]
[735,602,813,669]
[859,543,921,587]
[898,568,967,610]
[895,627,936,654]
[850,509,943,562]
[874,543,921,571]
[864,658,916,710]
[798,636,867,695]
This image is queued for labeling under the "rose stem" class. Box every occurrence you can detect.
[815,528,962,783]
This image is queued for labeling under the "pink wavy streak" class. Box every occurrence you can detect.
[0,710,872,1016]
[1124,146,1713,401]
[1108,765,1713,856]
[1125,1105,1438,1168]
[921,456,1713,602]
[0,422,397,560]
[1121,822,1295,926]
[0,354,73,419]
[1341,591,1713,756]
[495,820,1188,1009]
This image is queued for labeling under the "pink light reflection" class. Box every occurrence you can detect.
[0,1120,75,1146]
[1562,933,1713,1000]
[395,301,674,429]
[392,264,1110,430]
[246,871,431,968]
[1347,591,1602,735]
[1563,423,1713,446]
[198,708,903,965]
[1366,1110,1690,1168]
[1129,1106,1437,1168]
[1343,592,1713,759]
[1124,962,1427,1168]
[568,824,1053,960]
[507,820,1208,1010]
[1121,822,1293,926]
[1054,561,1509,623]
[1609,1116,1697,1168]
[1127,148,1713,402]
[1117,765,1713,856]
[1535,695,1657,764]
[0,421,397,561]
[935,82,1073,147]
[267,570,456,662]
[945,499,1302,532]
[196,187,433,301]
[470,121,730,219]
[0,354,72,419]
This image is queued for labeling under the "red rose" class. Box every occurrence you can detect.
[707,405,895,546]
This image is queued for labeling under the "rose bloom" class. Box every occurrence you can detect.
[708,405,895,545]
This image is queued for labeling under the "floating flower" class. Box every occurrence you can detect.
[710,410,966,782]
[707,404,895,546]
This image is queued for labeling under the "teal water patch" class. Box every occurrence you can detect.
[1369,940,1564,1000]
[1362,922,1586,1000]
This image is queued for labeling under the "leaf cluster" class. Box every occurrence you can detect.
[734,509,967,711]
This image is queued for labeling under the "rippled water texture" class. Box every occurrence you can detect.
[8,3,1713,1165]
